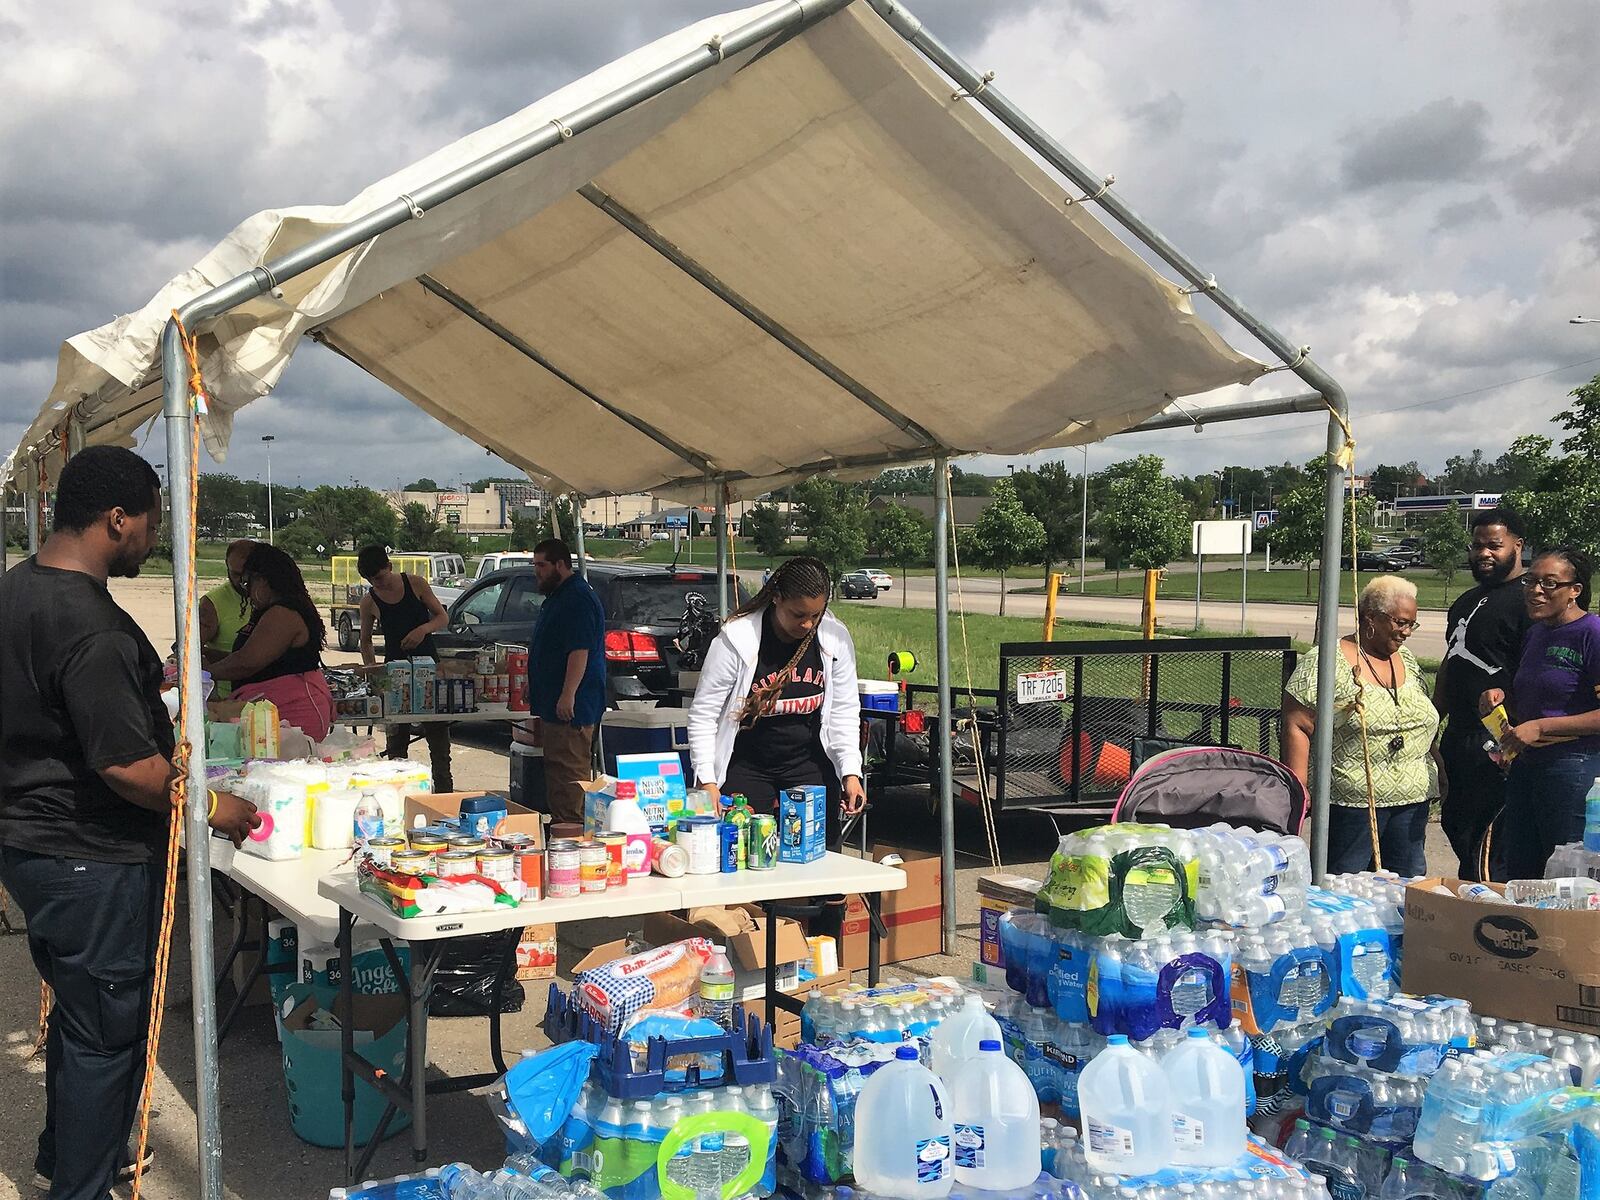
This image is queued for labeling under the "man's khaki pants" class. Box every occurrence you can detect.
[542,720,596,825]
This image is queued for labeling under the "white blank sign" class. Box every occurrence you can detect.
[1192,519,1253,556]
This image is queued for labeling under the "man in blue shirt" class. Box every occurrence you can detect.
[523,538,606,822]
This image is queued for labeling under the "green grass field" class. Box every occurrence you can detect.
[1078,565,1471,612]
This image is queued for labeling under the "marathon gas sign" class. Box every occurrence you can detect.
[1253,510,1278,531]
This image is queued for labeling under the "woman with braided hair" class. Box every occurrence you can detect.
[687,556,866,843]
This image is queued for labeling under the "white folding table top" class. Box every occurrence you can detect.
[314,850,906,942]
[227,846,355,944]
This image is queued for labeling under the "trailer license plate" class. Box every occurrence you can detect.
[1015,670,1067,705]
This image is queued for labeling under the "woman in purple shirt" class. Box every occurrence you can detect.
[1480,547,1600,879]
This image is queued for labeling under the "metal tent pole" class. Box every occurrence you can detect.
[573,494,588,578]
[714,483,729,619]
[159,320,223,1199]
[1309,416,1348,882]
[26,463,40,553]
[933,454,956,940]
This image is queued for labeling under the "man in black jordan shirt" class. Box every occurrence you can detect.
[1433,507,1531,880]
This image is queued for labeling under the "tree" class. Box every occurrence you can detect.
[963,479,1045,615]
[744,502,788,557]
[509,512,542,550]
[1012,460,1082,582]
[196,472,261,539]
[549,496,580,545]
[403,477,440,492]
[1419,503,1470,605]
[275,520,325,564]
[400,501,439,548]
[1439,449,1494,495]
[1495,435,1554,493]
[301,485,398,552]
[1096,455,1189,582]
[868,504,932,607]
[1264,457,1375,595]
[1366,462,1424,503]
[1506,375,1600,558]
[793,479,867,581]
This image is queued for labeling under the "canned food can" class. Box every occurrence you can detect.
[389,848,434,877]
[546,840,580,898]
[598,834,628,889]
[477,847,515,888]
[476,647,494,676]
[415,824,455,840]
[437,849,479,879]
[365,836,406,869]
[515,848,544,902]
[494,831,535,852]
[578,840,608,893]
[749,815,778,870]
[719,822,741,873]
[408,834,448,856]
[676,816,720,876]
[447,838,486,855]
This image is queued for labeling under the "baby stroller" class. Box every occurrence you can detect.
[1109,745,1308,836]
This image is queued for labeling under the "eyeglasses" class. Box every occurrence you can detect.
[1380,614,1421,633]
[1521,576,1580,593]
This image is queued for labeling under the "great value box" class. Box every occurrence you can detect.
[1402,877,1600,1035]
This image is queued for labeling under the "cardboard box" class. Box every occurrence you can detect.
[641,908,810,973]
[840,846,940,968]
[779,785,826,864]
[411,657,438,714]
[978,875,1041,969]
[404,791,545,845]
[1402,877,1600,1035]
[516,923,558,981]
[384,661,412,716]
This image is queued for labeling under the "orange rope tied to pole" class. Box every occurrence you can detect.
[129,313,208,1200]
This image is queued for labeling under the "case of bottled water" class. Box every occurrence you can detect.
[1473,1016,1600,1086]
[1232,920,1336,1035]
[1544,840,1600,883]
[801,981,966,1048]
[1321,994,1475,1076]
[1412,1050,1578,1179]
[1038,825,1201,939]
[1190,823,1311,928]
[1300,1054,1427,1146]
[775,1039,905,1184]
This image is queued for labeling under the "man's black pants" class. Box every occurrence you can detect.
[1439,729,1508,881]
[1,846,160,1200]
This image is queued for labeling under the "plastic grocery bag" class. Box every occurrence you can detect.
[505,1042,601,1144]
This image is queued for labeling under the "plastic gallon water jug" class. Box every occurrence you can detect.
[948,1040,1041,1190]
[930,994,1004,1082]
[1078,1034,1172,1177]
[853,1044,954,1199]
[1161,1027,1247,1166]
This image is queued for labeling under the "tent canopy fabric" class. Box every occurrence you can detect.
[5,0,1264,499]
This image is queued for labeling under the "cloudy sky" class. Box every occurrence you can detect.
[4,0,1598,491]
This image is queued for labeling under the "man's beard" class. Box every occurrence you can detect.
[1472,555,1514,583]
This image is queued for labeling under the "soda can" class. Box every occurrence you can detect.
[719,821,741,873]
[749,815,778,870]
[365,836,406,869]
[515,847,544,902]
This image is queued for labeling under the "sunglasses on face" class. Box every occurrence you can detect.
[1521,576,1580,593]
[1378,613,1421,634]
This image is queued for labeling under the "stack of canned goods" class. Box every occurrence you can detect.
[367,823,544,902]
[671,796,779,876]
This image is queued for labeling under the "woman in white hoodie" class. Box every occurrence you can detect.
[687,557,866,841]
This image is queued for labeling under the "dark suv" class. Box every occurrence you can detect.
[434,562,748,703]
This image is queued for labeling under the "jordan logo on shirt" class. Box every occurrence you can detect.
[1445,597,1500,676]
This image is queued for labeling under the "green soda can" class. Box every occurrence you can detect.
[749,813,779,870]
[726,794,753,871]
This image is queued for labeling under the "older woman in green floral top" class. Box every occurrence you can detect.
[1281,575,1442,875]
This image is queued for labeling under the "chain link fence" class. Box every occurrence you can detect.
[994,637,1298,811]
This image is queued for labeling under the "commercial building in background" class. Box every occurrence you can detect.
[1379,492,1502,528]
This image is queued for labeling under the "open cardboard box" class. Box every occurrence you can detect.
[403,791,544,845]
[1402,877,1600,1035]
[840,845,942,968]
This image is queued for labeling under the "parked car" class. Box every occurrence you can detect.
[861,568,893,591]
[1340,549,1405,572]
[434,562,748,703]
[1383,546,1423,569]
[839,571,879,599]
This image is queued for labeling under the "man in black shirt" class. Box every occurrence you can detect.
[0,445,257,1199]
[1433,507,1531,880]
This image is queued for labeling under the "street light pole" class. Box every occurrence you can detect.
[1079,444,1089,593]
[261,435,276,544]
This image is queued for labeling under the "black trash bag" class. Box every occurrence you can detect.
[427,931,525,1017]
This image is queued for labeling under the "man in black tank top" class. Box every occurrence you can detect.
[358,546,453,789]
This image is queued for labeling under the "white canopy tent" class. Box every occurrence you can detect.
[2,2,1350,1191]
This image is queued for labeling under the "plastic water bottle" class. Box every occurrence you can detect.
[948,1040,1041,1191]
[852,1043,955,1199]
[930,993,1003,1082]
[1162,1027,1247,1166]
[697,944,736,1030]
[1585,778,1600,852]
[353,790,385,846]
[1078,1035,1172,1177]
